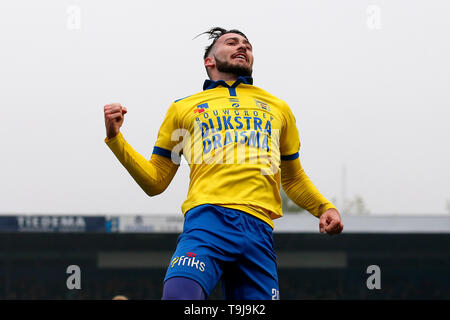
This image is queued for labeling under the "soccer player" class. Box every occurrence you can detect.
[103,27,344,300]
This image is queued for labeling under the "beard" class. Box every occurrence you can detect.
[214,54,252,77]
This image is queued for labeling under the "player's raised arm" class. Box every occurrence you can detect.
[103,103,179,197]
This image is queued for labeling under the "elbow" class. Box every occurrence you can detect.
[138,180,167,197]
[145,190,159,197]
[134,165,176,197]
[144,186,165,197]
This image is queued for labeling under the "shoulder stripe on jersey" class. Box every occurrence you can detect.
[281,152,299,161]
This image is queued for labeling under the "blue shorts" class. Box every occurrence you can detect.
[164,204,279,300]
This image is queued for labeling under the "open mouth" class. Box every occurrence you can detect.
[232,53,247,62]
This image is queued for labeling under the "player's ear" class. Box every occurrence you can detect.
[204,56,215,68]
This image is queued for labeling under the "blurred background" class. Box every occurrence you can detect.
[0,0,449,299]
[0,215,449,299]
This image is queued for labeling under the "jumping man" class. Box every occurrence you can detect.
[103,27,344,300]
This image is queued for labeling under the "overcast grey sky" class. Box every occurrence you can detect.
[0,0,449,216]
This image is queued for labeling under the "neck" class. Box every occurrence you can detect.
[209,72,239,82]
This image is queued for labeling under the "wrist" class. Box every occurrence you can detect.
[318,204,339,217]
[106,131,119,140]
[105,131,122,143]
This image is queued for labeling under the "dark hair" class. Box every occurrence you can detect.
[194,27,249,60]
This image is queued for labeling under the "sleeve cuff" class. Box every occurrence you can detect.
[319,203,338,216]
[104,132,123,145]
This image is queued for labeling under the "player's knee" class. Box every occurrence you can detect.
[161,277,206,300]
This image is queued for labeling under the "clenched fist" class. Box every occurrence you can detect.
[104,103,128,139]
[319,208,344,235]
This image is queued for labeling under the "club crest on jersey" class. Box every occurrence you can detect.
[229,98,240,108]
[254,99,270,111]
[194,103,209,114]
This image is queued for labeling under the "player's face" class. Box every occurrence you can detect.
[209,33,254,77]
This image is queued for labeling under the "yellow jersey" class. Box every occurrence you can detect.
[152,76,304,227]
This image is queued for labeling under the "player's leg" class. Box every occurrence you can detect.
[162,276,206,300]
[163,244,222,299]
[162,204,241,299]
[221,211,279,300]
[221,256,279,300]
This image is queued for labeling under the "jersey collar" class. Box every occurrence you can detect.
[203,76,253,91]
